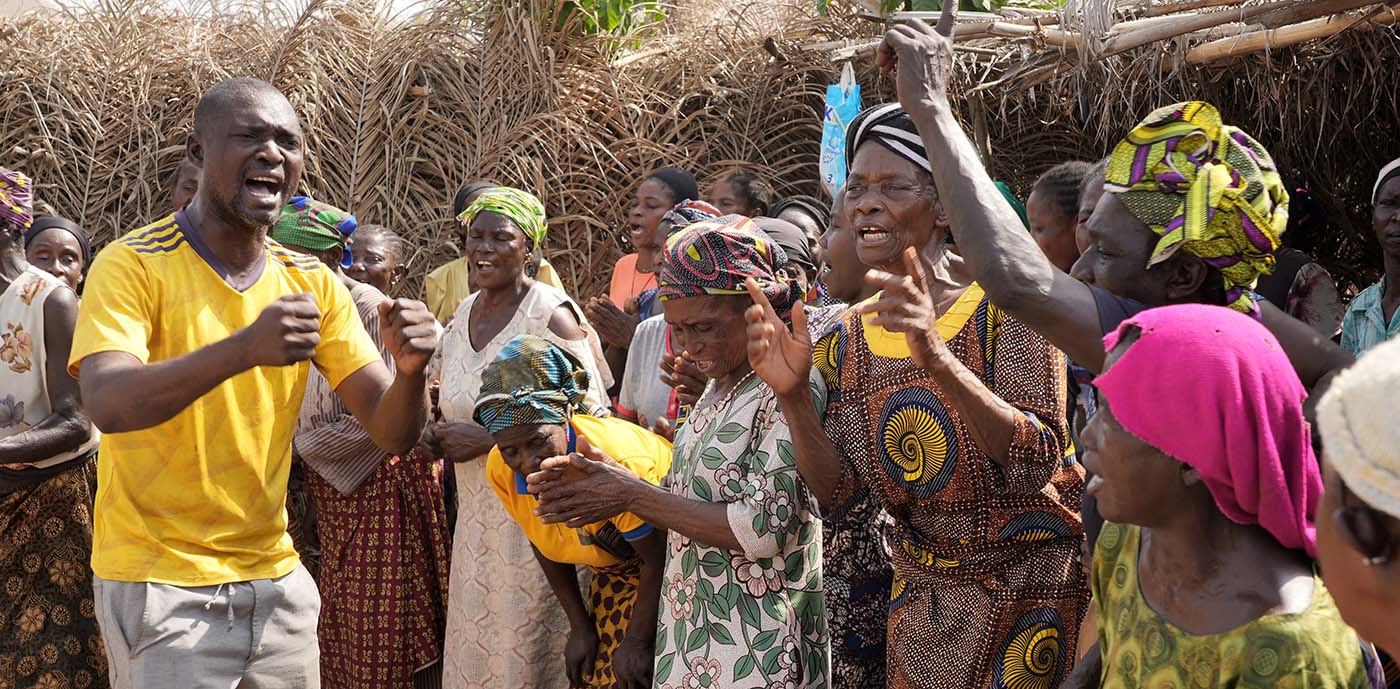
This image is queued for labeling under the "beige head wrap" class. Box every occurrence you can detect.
[1317,336,1400,520]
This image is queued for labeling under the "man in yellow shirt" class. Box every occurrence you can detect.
[69,78,438,689]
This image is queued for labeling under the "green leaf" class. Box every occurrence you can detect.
[699,551,729,577]
[738,593,762,629]
[682,549,697,577]
[691,477,713,502]
[776,439,796,468]
[686,627,708,652]
[785,554,804,581]
[696,577,716,603]
[909,0,942,9]
[700,446,729,470]
[751,629,779,651]
[734,654,756,680]
[708,623,736,645]
[707,597,731,621]
[763,594,784,621]
[719,583,742,610]
[673,621,687,657]
[656,623,668,653]
[775,472,797,500]
[746,450,769,474]
[656,651,675,681]
[715,422,748,443]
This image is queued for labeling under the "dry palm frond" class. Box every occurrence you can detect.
[1,0,1397,298]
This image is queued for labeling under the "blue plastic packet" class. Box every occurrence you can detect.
[820,62,861,196]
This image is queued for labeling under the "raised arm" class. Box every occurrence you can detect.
[1259,300,1353,392]
[861,250,1067,482]
[81,293,324,433]
[880,13,1108,371]
[334,298,437,455]
[0,287,91,463]
[741,280,845,507]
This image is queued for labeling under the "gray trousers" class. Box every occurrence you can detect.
[93,566,321,689]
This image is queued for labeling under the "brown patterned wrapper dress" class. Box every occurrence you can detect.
[814,284,1088,689]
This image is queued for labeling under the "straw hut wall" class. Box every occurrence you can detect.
[2,0,1397,298]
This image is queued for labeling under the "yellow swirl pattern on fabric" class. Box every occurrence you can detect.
[899,539,960,571]
[813,329,841,392]
[883,406,947,484]
[1000,623,1061,689]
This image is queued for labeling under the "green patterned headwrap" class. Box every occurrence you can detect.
[1105,101,1288,315]
[473,335,592,434]
[457,186,548,249]
[271,196,359,268]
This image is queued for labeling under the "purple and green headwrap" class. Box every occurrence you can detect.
[658,214,801,315]
[0,168,34,231]
[1106,102,1288,315]
[473,335,593,434]
[271,196,358,268]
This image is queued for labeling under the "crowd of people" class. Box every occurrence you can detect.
[3,7,1400,689]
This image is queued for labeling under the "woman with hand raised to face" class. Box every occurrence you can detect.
[742,9,1089,686]
[526,216,830,689]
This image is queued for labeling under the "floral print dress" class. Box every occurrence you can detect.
[0,267,107,689]
[655,374,829,689]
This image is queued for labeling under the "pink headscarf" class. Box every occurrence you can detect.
[1096,303,1320,557]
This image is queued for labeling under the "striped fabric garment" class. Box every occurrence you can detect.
[294,281,393,494]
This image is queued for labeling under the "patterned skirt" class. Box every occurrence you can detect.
[0,459,109,689]
[823,492,893,689]
[307,453,452,689]
[586,560,643,689]
[886,538,1087,689]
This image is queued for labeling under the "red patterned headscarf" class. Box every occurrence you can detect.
[657,215,800,315]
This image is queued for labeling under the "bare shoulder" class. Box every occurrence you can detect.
[547,303,586,341]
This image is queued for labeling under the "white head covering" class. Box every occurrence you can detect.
[1317,335,1400,520]
[1374,157,1400,204]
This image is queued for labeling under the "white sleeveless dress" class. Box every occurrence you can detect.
[438,283,611,689]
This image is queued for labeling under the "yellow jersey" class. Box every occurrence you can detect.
[69,212,382,586]
[487,414,672,568]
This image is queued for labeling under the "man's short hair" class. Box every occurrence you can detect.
[193,78,286,135]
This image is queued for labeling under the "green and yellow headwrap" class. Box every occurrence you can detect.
[473,335,592,434]
[458,186,548,249]
[1106,102,1288,314]
[271,196,358,268]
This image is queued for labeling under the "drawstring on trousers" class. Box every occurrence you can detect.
[203,582,236,631]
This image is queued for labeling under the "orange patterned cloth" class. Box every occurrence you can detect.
[308,453,451,689]
[0,460,109,689]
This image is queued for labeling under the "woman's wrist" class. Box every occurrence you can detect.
[619,471,654,513]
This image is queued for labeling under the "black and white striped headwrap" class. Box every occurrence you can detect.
[844,103,930,174]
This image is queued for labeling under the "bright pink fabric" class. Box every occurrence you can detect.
[1097,303,1320,557]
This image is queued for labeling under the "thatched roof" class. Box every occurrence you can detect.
[1,0,1397,297]
[807,0,1400,291]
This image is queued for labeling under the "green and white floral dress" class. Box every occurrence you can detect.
[654,373,830,689]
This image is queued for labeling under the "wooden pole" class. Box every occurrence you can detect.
[1185,4,1398,63]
